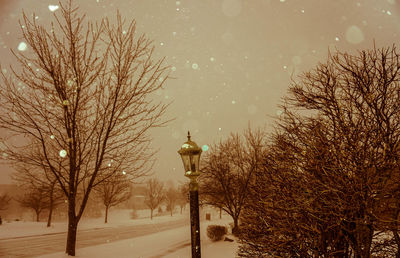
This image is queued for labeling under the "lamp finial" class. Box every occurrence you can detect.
[187,131,191,141]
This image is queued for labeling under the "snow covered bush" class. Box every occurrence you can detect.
[207,225,227,241]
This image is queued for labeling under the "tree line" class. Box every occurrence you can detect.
[199,46,400,257]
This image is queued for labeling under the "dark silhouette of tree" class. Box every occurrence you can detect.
[94,172,132,223]
[144,178,164,220]
[177,183,189,214]
[239,46,400,257]
[11,144,64,227]
[17,187,49,222]
[199,127,265,235]
[0,1,169,255]
[165,186,179,216]
[0,194,11,211]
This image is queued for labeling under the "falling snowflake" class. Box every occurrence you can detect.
[48,5,59,12]
[17,42,27,51]
[192,63,199,70]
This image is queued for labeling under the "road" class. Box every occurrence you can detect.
[0,218,187,257]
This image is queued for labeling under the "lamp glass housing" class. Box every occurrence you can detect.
[178,133,202,177]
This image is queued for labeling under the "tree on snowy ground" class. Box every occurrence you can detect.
[0,0,170,255]
[165,185,179,216]
[94,171,132,223]
[238,46,400,257]
[17,186,49,222]
[0,194,11,211]
[199,127,265,235]
[11,141,64,227]
[13,168,64,227]
[176,182,188,214]
[144,178,164,219]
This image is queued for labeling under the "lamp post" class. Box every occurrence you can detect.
[178,131,202,258]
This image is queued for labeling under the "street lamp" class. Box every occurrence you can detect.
[178,131,202,258]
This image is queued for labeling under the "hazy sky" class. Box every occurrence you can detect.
[0,0,399,184]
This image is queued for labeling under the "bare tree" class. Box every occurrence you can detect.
[199,127,265,234]
[0,1,169,255]
[144,178,164,220]
[12,147,64,227]
[239,46,400,257]
[177,182,188,214]
[165,186,179,216]
[0,194,11,211]
[94,172,132,223]
[17,187,49,222]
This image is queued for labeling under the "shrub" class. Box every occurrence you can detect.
[207,225,227,241]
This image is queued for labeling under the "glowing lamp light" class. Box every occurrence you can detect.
[178,131,202,178]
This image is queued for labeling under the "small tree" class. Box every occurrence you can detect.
[0,194,11,211]
[144,178,164,220]
[94,172,132,223]
[17,187,49,222]
[12,154,64,227]
[200,127,265,234]
[165,186,179,216]
[177,183,188,214]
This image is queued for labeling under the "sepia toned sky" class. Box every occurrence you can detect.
[0,0,399,184]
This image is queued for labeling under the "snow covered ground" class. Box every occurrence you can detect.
[0,208,238,257]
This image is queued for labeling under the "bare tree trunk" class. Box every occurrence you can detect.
[47,186,54,227]
[219,207,222,219]
[170,207,173,217]
[47,206,53,227]
[105,206,109,224]
[66,199,78,256]
[36,210,40,222]
[232,217,239,235]
[150,209,153,220]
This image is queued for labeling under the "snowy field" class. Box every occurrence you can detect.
[0,208,238,257]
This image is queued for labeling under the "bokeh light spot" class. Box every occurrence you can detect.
[202,145,209,152]
[345,25,364,44]
[59,150,67,158]
[17,42,27,51]
[48,5,59,12]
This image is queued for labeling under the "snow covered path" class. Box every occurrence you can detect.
[0,209,238,257]
[37,220,238,258]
